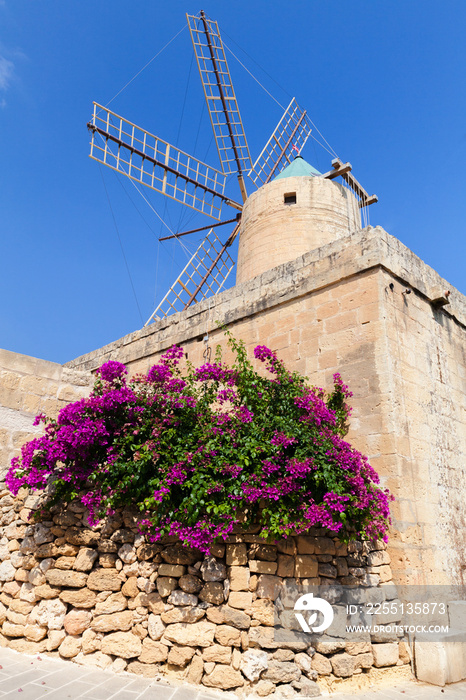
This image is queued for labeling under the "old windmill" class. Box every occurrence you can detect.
[87,10,377,325]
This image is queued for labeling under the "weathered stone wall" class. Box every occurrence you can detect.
[64,227,466,587]
[0,349,92,483]
[0,490,410,695]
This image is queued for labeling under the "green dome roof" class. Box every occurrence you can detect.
[274,156,321,180]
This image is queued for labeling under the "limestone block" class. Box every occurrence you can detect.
[156,577,177,597]
[47,629,66,651]
[24,625,47,642]
[28,567,46,586]
[54,556,75,570]
[33,524,54,545]
[81,628,101,653]
[295,652,312,674]
[226,544,247,566]
[139,637,168,663]
[136,591,165,614]
[229,591,252,609]
[74,548,98,572]
[45,570,88,588]
[99,553,117,568]
[6,609,28,626]
[251,544,277,562]
[367,550,390,567]
[87,569,122,591]
[222,605,251,629]
[255,680,275,696]
[2,621,25,637]
[167,644,196,666]
[9,599,33,615]
[249,560,278,575]
[256,575,280,599]
[372,642,399,667]
[158,563,185,577]
[101,631,142,658]
[295,556,318,578]
[163,620,215,648]
[64,609,92,635]
[277,555,295,578]
[59,635,82,658]
[179,574,203,594]
[94,591,127,615]
[0,561,15,582]
[74,651,113,668]
[186,654,204,685]
[8,638,47,654]
[319,561,337,578]
[240,648,268,681]
[59,588,97,608]
[229,566,250,592]
[274,538,296,556]
[331,652,355,677]
[198,582,224,605]
[161,544,200,566]
[345,637,371,655]
[215,624,241,647]
[147,614,166,641]
[200,557,227,582]
[19,583,37,603]
[65,528,100,547]
[354,651,374,669]
[30,598,67,630]
[92,610,133,633]
[167,589,197,607]
[203,643,232,664]
[250,599,275,627]
[295,679,321,697]
[311,652,332,675]
[415,632,466,685]
[122,577,139,597]
[263,661,301,683]
[202,664,244,689]
[3,581,21,597]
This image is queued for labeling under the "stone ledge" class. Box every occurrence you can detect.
[64,227,466,372]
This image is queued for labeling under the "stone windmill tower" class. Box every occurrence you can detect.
[236,156,364,284]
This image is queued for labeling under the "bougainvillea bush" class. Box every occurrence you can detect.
[6,333,392,552]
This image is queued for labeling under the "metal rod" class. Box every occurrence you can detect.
[199,11,246,200]
[88,123,242,209]
[264,110,307,184]
[159,215,240,241]
[184,222,240,308]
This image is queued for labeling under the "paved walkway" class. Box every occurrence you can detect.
[0,647,465,700]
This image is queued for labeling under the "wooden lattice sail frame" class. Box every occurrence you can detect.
[87,10,378,325]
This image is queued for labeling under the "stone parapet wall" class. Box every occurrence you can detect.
[0,490,410,696]
[0,349,92,482]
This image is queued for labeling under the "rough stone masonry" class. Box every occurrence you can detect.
[0,486,410,696]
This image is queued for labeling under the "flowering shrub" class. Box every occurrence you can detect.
[6,334,392,552]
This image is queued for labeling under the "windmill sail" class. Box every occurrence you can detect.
[249,98,312,186]
[145,227,236,324]
[187,11,252,195]
[88,103,242,220]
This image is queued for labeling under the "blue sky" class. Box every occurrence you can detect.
[1,1,465,364]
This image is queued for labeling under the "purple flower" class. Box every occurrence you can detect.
[95,361,128,383]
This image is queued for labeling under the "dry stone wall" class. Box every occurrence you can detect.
[0,489,410,696]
